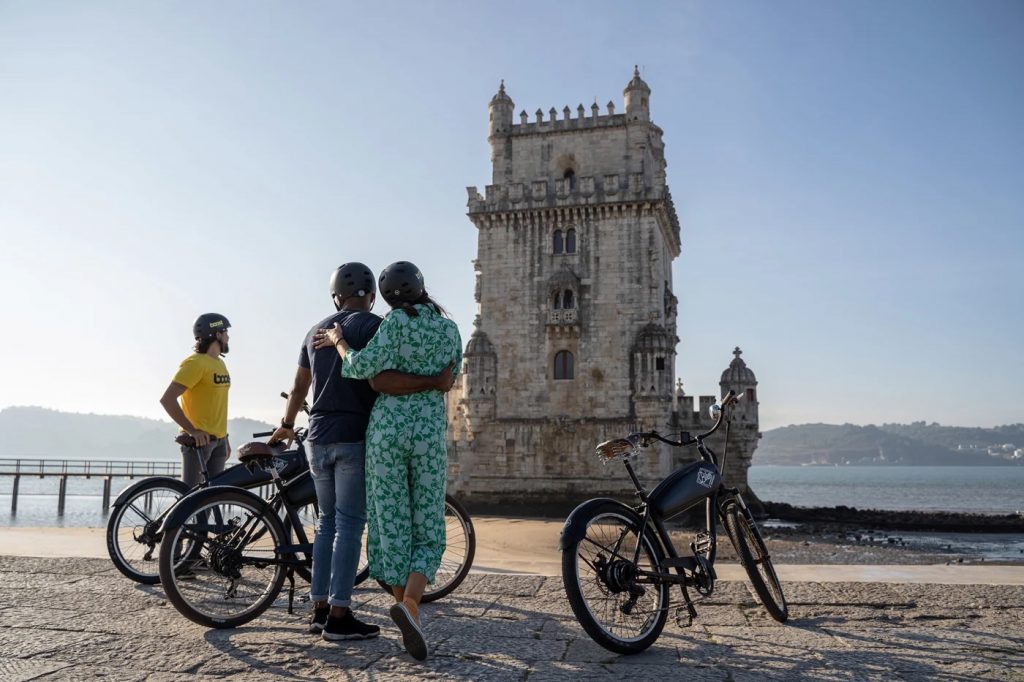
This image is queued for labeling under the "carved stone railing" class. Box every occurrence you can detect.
[547,308,578,325]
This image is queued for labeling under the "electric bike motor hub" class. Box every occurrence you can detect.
[595,554,641,595]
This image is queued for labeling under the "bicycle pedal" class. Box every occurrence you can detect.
[674,606,695,628]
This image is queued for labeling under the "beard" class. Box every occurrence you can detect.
[219,340,230,355]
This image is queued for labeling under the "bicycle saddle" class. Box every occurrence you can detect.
[238,441,276,465]
[175,433,198,448]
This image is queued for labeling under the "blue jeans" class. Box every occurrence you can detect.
[309,441,366,608]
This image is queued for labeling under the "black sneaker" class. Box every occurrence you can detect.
[322,611,381,641]
[308,605,330,634]
[389,602,428,660]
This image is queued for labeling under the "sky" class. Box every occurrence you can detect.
[0,1,1021,431]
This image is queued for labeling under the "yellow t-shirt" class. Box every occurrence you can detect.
[172,353,230,438]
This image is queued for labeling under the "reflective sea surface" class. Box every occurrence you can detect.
[748,465,1024,515]
[3,464,1024,528]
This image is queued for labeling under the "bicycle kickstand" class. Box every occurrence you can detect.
[286,569,296,615]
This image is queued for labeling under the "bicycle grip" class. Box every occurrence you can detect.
[253,431,274,438]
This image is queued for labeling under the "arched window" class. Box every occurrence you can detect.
[565,228,577,253]
[554,351,574,380]
[563,168,577,190]
[562,289,574,309]
[746,388,756,402]
[553,229,564,254]
[553,291,562,309]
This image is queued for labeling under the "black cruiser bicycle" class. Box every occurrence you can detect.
[105,421,310,585]
[156,420,475,628]
[560,390,787,654]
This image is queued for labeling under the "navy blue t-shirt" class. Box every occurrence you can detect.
[298,310,383,444]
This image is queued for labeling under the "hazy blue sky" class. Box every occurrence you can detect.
[1,1,1021,430]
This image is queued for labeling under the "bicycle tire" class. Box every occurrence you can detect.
[722,502,788,623]
[372,494,476,602]
[106,478,190,584]
[561,500,669,655]
[158,488,289,628]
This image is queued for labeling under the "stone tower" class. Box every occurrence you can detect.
[448,70,761,508]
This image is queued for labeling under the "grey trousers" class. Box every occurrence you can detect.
[180,437,230,487]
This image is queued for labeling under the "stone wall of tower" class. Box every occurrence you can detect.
[469,206,678,421]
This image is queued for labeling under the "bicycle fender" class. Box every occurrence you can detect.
[559,498,638,551]
[111,476,189,509]
[157,485,275,535]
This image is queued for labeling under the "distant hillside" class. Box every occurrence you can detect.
[757,422,1024,466]
[0,406,274,460]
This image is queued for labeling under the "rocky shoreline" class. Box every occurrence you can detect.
[762,501,1024,532]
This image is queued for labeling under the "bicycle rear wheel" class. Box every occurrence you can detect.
[722,502,788,622]
[106,479,190,584]
[423,494,475,602]
[373,494,475,602]
[159,489,289,628]
[561,501,669,654]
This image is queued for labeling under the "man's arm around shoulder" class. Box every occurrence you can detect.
[369,362,456,396]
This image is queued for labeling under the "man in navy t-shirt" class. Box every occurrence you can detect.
[270,262,454,641]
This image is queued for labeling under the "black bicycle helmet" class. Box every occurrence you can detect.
[378,261,425,306]
[329,262,376,301]
[193,313,230,339]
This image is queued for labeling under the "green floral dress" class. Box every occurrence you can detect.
[341,303,462,586]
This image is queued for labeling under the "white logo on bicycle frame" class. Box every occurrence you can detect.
[696,468,715,489]
[272,457,288,473]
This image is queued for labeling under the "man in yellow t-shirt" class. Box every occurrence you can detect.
[159,313,232,486]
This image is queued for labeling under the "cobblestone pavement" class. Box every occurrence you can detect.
[0,557,1022,681]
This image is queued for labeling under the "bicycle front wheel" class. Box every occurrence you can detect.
[722,502,788,622]
[106,478,190,584]
[159,489,288,628]
[561,501,669,655]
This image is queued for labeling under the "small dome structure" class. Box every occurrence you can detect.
[720,347,757,386]
[623,65,650,95]
[465,329,495,357]
[633,323,673,352]
[490,80,513,106]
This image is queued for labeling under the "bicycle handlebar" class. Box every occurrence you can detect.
[629,390,740,447]
[280,391,311,415]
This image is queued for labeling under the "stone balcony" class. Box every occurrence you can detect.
[547,308,578,326]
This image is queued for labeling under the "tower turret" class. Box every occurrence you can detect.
[623,65,651,122]
[488,80,514,137]
[720,346,758,413]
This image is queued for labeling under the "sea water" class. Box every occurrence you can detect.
[747,465,1024,515]
[3,464,1024,528]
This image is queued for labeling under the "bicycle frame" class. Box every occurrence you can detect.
[587,393,748,618]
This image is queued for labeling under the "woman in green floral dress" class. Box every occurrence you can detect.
[315,261,461,660]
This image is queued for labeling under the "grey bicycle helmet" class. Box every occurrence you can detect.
[329,262,376,300]
[193,313,230,339]
[378,261,424,306]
